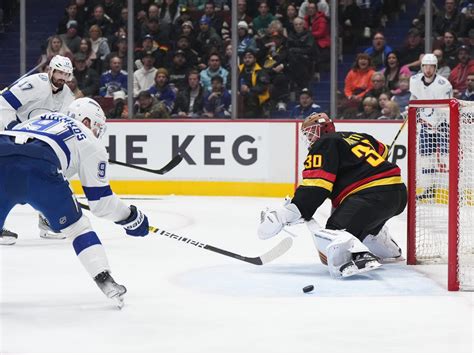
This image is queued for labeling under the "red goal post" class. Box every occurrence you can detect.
[407,99,474,291]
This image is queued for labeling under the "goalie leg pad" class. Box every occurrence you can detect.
[363,224,402,260]
[311,228,380,278]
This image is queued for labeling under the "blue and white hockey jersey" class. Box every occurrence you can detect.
[0,112,130,222]
[0,73,75,130]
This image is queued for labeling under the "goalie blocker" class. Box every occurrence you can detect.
[258,113,407,278]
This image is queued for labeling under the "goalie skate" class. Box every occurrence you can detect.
[340,252,381,278]
[94,271,127,309]
[0,228,18,245]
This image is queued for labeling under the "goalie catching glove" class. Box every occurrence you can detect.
[258,199,302,240]
[115,205,149,237]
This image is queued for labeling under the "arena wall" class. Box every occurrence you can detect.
[71,119,408,197]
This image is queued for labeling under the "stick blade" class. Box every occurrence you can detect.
[258,237,293,265]
[155,154,183,174]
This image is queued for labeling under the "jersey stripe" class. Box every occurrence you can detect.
[83,185,113,201]
[302,169,336,181]
[72,231,102,255]
[332,167,402,207]
[301,178,334,192]
[2,91,22,109]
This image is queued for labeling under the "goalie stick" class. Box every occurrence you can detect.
[108,153,183,175]
[77,202,292,265]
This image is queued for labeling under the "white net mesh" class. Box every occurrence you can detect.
[413,100,474,290]
[457,101,474,290]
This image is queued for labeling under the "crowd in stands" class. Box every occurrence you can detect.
[28,0,474,119]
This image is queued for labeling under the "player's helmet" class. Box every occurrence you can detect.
[301,113,335,147]
[67,98,107,139]
[48,55,73,80]
[421,53,438,69]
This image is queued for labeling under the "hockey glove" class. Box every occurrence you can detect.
[257,200,301,240]
[115,205,149,237]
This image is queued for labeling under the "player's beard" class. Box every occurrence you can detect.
[52,78,65,91]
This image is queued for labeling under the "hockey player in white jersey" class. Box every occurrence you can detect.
[409,53,453,100]
[0,98,150,308]
[0,54,75,129]
[409,53,453,200]
[0,55,75,240]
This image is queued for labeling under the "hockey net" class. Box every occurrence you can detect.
[407,99,474,291]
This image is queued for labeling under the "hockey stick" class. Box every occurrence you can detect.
[148,226,293,265]
[0,58,48,94]
[77,202,293,265]
[387,114,408,158]
[108,153,183,175]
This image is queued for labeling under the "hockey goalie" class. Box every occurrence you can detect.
[257,113,407,278]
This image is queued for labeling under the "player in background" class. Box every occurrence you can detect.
[258,113,407,278]
[409,53,453,200]
[0,55,75,240]
[0,98,149,308]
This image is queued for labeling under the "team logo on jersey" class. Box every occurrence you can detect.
[27,108,54,120]
[39,73,48,81]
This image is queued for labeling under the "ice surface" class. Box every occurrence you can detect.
[1,196,472,353]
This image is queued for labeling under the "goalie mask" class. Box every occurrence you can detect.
[301,113,335,148]
[67,98,107,139]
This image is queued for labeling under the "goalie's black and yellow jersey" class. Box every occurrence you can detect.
[292,131,405,220]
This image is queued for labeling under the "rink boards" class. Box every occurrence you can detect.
[70,119,408,197]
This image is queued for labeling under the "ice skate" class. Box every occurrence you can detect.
[94,271,127,309]
[38,214,65,239]
[340,252,381,278]
[0,228,18,245]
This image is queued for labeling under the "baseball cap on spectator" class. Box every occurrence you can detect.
[182,21,194,29]
[457,45,469,54]
[238,21,248,30]
[407,28,421,37]
[156,67,169,78]
[300,88,312,97]
[113,90,126,102]
[117,36,127,44]
[67,20,78,30]
[74,52,87,62]
[178,34,190,41]
[243,48,257,57]
[199,16,211,25]
[143,34,153,41]
[174,49,186,57]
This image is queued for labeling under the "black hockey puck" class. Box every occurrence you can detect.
[302,285,314,293]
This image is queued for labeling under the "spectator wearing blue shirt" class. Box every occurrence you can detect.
[290,88,321,118]
[364,32,393,70]
[203,75,231,118]
[200,53,229,92]
[460,72,474,101]
[148,68,176,114]
[99,56,128,97]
